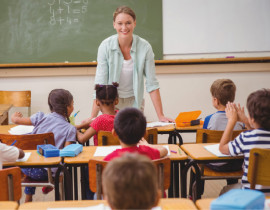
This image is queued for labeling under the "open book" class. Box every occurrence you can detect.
[204,144,230,157]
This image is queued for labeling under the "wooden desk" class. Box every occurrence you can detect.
[3,150,64,201]
[18,198,197,210]
[175,124,203,144]
[0,201,18,210]
[180,143,243,199]
[0,124,15,134]
[64,145,188,200]
[0,104,12,125]
[148,124,183,145]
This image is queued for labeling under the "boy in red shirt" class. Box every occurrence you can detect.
[104,107,168,161]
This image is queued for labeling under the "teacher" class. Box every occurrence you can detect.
[90,6,173,122]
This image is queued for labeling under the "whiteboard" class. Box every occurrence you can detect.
[163,0,270,56]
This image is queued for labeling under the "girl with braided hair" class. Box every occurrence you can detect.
[11,88,76,202]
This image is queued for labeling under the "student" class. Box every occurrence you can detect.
[202,79,244,174]
[203,79,244,130]
[219,89,270,193]
[102,153,160,210]
[0,143,25,170]
[76,83,119,145]
[104,107,168,161]
[11,89,76,202]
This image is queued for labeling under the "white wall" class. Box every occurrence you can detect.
[1,70,270,143]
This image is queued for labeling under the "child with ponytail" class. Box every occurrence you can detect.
[76,82,119,146]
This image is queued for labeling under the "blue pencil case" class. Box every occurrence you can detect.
[37,144,60,157]
[60,144,83,157]
[211,189,265,210]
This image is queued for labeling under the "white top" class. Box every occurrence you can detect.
[0,143,19,170]
[118,59,134,98]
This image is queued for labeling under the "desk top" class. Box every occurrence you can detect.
[18,198,197,210]
[0,124,16,134]
[64,144,187,164]
[181,143,243,161]
[0,201,18,210]
[151,124,175,132]
[0,104,12,115]
[3,150,61,167]
[175,124,202,131]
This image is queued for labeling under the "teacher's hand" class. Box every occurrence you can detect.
[159,115,175,123]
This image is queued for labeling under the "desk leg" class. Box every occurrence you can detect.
[55,165,72,200]
[174,161,180,197]
[180,160,188,198]
[80,165,86,200]
[73,166,78,200]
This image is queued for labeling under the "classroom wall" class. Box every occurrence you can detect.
[1,64,270,142]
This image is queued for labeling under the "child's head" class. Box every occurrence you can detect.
[48,89,74,121]
[247,88,270,130]
[102,153,159,209]
[210,79,236,107]
[114,107,146,145]
[95,83,119,106]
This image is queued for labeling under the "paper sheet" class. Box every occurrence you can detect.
[16,152,31,162]
[94,146,170,157]
[147,121,175,128]
[204,144,230,157]
[9,125,34,135]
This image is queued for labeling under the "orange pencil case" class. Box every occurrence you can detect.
[175,110,203,127]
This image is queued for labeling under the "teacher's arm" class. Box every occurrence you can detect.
[145,46,174,122]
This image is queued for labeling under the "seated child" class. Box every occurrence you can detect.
[104,107,168,161]
[102,153,160,209]
[203,79,244,173]
[219,89,270,194]
[0,143,25,169]
[11,89,76,202]
[76,83,119,145]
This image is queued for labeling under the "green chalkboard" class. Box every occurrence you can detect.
[0,0,163,64]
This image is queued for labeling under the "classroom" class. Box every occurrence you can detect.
[0,0,270,209]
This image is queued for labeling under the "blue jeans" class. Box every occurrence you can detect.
[22,168,48,195]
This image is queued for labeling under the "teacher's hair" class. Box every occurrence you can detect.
[113,6,136,21]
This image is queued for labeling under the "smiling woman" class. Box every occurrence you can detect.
[85,6,174,124]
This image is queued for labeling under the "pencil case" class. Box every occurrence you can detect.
[60,144,83,157]
[210,189,265,210]
[37,144,60,157]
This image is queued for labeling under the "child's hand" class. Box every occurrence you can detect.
[225,102,238,123]
[235,103,248,124]
[11,112,23,119]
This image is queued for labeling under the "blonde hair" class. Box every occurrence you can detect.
[113,6,136,21]
[102,153,158,209]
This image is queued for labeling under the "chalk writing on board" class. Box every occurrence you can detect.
[48,0,88,25]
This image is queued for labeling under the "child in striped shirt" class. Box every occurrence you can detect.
[219,88,270,193]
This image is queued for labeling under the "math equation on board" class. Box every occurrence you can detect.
[48,0,88,25]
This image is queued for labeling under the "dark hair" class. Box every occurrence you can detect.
[113,6,136,21]
[95,82,119,106]
[247,89,270,130]
[102,153,158,209]
[114,107,146,144]
[210,79,236,106]
[48,89,73,122]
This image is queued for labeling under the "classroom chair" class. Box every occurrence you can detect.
[189,129,244,201]
[248,148,270,189]
[97,128,158,146]
[0,167,21,201]
[0,90,31,117]
[0,133,64,199]
[88,157,171,199]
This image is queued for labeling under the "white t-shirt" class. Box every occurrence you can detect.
[0,143,19,169]
[118,59,134,98]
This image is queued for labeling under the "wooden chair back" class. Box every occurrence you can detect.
[0,167,21,201]
[88,156,170,199]
[248,148,270,189]
[196,129,244,143]
[0,91,31,116]
[0,133,55,149]
[97,128,158,146]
